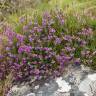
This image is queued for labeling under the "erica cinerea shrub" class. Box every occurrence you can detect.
[0,10,96,83]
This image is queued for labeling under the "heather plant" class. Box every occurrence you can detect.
[0,10,96,86]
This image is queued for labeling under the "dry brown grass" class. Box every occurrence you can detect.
[0,73,13,96]
[0,29,12,96]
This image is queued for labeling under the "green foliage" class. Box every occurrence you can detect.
[0,1,96,96]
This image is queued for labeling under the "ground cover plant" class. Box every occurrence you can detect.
[0,9,96,95]
[0,0,96,96]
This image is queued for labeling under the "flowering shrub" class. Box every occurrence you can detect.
[0,11,96,83]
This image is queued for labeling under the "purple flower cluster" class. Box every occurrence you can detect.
[18,45,32,53]
[56,10,65,25]
[16,34,25,43]
[78,28,93,36]
[4,27,16,41]
[55,37,62,44]
[0,11,96,83]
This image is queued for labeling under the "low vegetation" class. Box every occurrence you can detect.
[0,0,96,96]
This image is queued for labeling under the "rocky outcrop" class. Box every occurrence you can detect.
[7,65,96,96]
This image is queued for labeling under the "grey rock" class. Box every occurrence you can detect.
[7,85,31,96]
[79,73,96,96]
[7,65,95,96]
[26,93,35,96]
